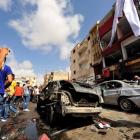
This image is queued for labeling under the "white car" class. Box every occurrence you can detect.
[95,80,140,111]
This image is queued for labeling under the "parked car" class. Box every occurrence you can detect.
[95,80,140,111]
[37,80,103,124]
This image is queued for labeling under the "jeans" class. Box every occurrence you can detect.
[12,96,23,109]
[3,102,9,119]
[0,94,4,118]
[4,103,18,119]
[3,97,18,119]
[23,96,30,109]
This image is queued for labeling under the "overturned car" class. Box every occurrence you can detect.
[37,80,103,124]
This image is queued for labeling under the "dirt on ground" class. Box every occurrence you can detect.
[57,107,140,140]
[0,103,140,140]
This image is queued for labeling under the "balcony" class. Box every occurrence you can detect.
[78,40,88,53]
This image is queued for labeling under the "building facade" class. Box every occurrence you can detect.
[88,22,103,81]
[44,71,70,85]
[70,39,95,81]
[99,0,140,80]
[70,0,140,82]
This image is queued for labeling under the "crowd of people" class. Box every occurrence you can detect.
[0,48,40,122]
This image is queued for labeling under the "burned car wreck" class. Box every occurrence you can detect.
[37,80,102,124]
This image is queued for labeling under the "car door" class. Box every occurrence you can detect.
[102,81,122,105]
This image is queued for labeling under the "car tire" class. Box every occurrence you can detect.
[119,98,135,111]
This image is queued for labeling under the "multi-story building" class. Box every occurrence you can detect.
[44,71,70,85]
[70,39,94,81]
[99,0,140,80]
[70,0,140,82]
[70,43,80,80]
[88,22,103,81]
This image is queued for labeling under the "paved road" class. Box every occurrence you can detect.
[0,103,140,140]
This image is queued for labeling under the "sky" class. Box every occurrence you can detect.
[0,0,115,84]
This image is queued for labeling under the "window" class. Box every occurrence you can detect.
[99,83,106,90]
[73,49,75,54]
[60,80,74,90]
[74,70,76,74]
[79,52,81,57]
[106,82,122,90]
[73,60,75,63]
[125,40,140,60]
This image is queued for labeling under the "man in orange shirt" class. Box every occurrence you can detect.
[13,82,24,109]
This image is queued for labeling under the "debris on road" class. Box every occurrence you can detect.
[90,118,111,135]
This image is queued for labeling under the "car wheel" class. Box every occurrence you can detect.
[119,98,135,111]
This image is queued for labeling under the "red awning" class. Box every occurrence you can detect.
[99,16,114,38]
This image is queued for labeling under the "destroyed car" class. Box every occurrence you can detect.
[37,80,103,124]
[95,80,140,111]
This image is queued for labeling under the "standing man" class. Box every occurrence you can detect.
[32,86,40,103]
[13,82,24,108]
[23,82,31,111]
[0,57,13,122]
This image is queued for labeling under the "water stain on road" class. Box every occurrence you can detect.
[0,114,95,140]
[0,118,39,140]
